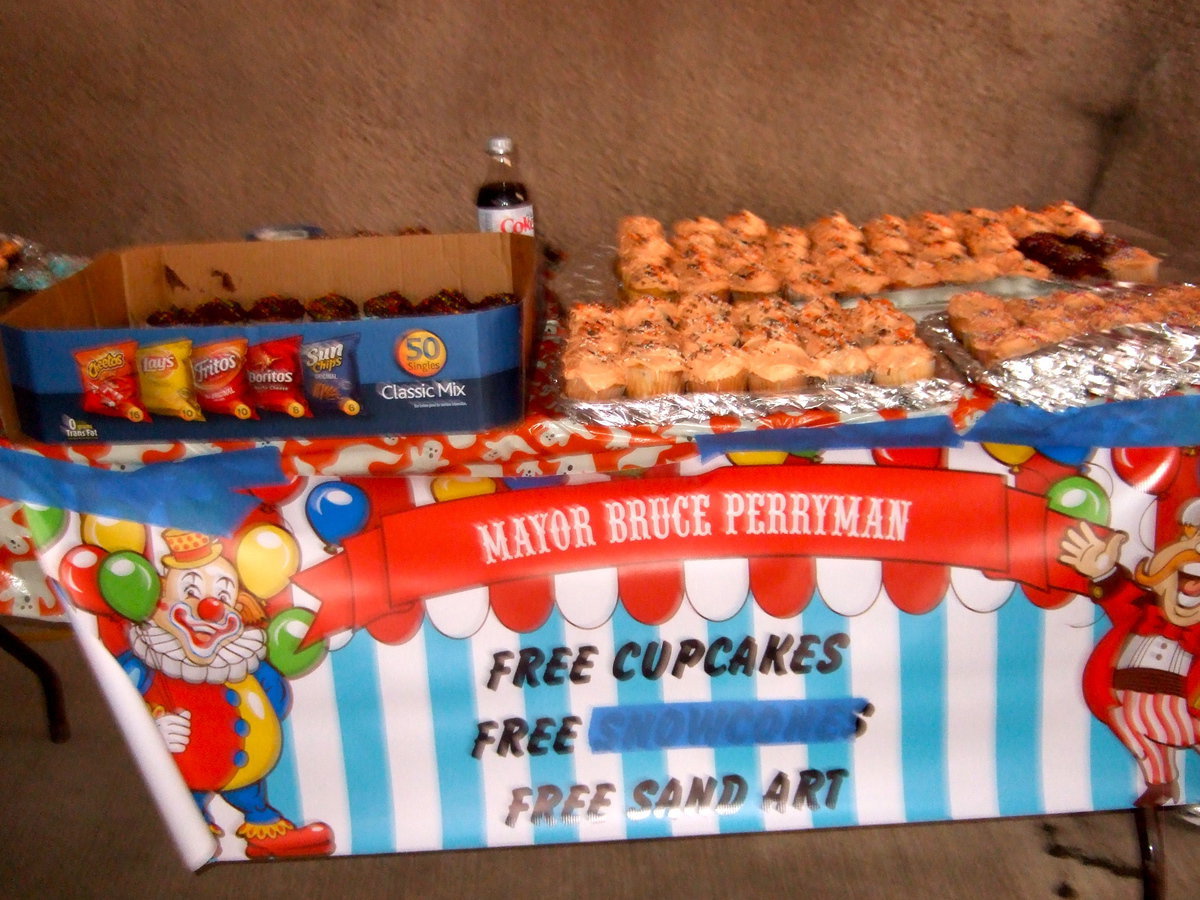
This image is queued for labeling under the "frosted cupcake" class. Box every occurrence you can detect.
[685,345,749,393]
[624,343,685,398]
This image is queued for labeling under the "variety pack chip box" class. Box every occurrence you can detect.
[0,232,538,443]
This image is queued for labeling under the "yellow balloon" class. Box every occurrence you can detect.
[80,514,146,554]
[982,443,1036,468]
[431,476,497,503]
[727,451,790,466]
[236,524,300,599]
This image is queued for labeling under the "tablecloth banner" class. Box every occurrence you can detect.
[16,441,1200,868]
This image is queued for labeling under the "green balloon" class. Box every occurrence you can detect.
[22,503,65,549]
[98,550,161,622]
[267,608,328,678]
[1047,475,1110,526]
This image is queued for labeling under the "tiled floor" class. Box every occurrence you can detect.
[3,622,1198,898]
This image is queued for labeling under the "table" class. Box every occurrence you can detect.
[2,408,1197,889]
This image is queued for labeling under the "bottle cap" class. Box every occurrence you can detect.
[487,136,514,155]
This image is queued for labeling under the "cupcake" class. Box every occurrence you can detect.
[146,305,198,327]
[563,350,626,401]
[364,290,413,318]
[808,211,864,250]
[961,220,1017,257]
[623,343,685,398]
[248,294,305,322]
[685,345,749,393]
[1041,200,1104,237]
[420,289,471,314]
[673,253,731,298]
[620,258,680,299]
[906,211,959,245]
[783,264,836,303]
[866,343,937,385]
[617,215,667,258]
[861,214,912,255]
[723,209,771,246]
[744,338,818,392]
[826,254,890,296]
[981,249,1052,279]
[307,293,359,321]
[727,259,782,303]
[999,205,1055,240]
[193,297,249,325]
[935,253,999,285]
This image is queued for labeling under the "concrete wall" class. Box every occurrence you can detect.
[2,1,1196,261]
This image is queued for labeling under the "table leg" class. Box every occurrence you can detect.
[0,622,70,743]
[1134,805,1165,900]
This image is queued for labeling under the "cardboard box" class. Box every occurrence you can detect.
[0,232,538,443]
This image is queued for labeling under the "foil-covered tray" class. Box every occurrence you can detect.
[556,374,969,432]
[921,311,1200,413]
[549,254,985,429]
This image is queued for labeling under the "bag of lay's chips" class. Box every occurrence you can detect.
[246,335,311,418]
[136,339,204,421]
[73,340,150,422]
[191,338,257,419]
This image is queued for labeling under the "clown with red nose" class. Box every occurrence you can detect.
[117,528,334,858]
[1060,499,1200,807]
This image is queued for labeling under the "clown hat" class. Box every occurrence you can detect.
[161,529,223,568]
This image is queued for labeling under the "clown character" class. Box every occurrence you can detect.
[1058,500,1200,807]
[118,528,334,858]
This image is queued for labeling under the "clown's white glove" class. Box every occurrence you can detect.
[155,709,192,753]
[1058,522,1127,580]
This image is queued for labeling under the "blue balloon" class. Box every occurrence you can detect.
[305,482,370,548]
[1036,445,1092,468]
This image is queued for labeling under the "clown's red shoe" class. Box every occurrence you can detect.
[237,819,335,859]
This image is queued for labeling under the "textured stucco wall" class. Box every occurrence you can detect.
[1,1,1197,261]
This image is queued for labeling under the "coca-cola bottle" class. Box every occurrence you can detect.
[476,136,535,237]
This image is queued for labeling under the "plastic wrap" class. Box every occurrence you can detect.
[0,233,87,294]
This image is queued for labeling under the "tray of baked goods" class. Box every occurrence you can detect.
[922,282,1200,412]
[554,201,1177,426]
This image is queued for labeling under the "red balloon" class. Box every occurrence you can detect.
[58,544,110,615]
[97,614,131,655]
[1111,447,1182,495]
[871,447,945,469]
[750,556,815,619]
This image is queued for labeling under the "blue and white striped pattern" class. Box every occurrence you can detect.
[245,567,1152,859]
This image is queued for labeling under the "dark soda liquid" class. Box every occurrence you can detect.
[476,181,529,209]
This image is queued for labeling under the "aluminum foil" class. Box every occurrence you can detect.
[556,376,968,432]
[921,312,1200,413]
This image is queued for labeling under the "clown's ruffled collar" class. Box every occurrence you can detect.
[129,622,267,685]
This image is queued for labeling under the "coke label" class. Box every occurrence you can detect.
[478,204,536,236]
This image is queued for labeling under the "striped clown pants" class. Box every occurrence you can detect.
[1110,690,1200,786]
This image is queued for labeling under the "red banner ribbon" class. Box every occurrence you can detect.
[292,465,1100,645]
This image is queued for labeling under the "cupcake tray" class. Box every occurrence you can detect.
[554,232,1199,426]
[920,294,1200,413]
